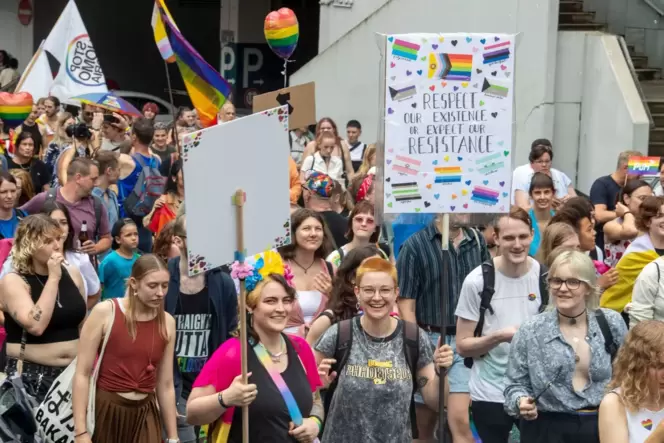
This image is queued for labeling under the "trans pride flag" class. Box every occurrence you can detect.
[151,0,231,127]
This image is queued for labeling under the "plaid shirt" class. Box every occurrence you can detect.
[397,221,490,332]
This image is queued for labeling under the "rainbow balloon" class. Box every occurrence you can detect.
[264,8,299,60]
[0,92,33,130]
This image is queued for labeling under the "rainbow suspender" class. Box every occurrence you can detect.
[253,343,320,442]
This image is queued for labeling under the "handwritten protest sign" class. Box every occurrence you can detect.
[383,33,515,214]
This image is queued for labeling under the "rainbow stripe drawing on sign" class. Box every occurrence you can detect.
[434,167,463,184]
[392,155,421,175]
[471,186,500,206]
[392,39,421,61]
[427,53,473,81]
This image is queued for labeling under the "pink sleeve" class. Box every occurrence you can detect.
[192,338,242,392]
[291,335,323,392]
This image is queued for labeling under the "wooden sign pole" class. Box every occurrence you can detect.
[438,213,450,443]
[233,189,249,443]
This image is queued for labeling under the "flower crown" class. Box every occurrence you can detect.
[231,250,294,292]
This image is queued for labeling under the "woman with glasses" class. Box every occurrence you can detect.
[315,257,453,443]
[603,179,652,268]
[0,215,86,402]
[504,251,626,442]
[601,196,664,321]
[512,141,576,211]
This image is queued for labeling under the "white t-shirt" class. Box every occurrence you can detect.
[302,152,344,184]
[511,163,573,204]
[455,258,544,403]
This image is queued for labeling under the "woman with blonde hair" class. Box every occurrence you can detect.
[0,214,86,402]
[599,320,664,442]
[9,168,35,207]
[187,251,323,443]
[357,144,376,176]
[43,111,74,167]
[535,222,580,265]
[72,254,178,443]
[302,117,355,181]
[504,251,627,442]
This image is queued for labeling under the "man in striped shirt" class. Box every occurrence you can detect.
[398,215,490,443]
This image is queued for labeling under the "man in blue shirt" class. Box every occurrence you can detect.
[0,172,23,239]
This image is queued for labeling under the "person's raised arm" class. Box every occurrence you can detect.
[2,255,64,336]
[72,301,112,441]
[598,392,629,443]
[604,209,638,242]
[156,315,178,441]
[56,148,76,186]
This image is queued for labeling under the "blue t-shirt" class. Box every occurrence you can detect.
[99,250,139,300]
[0,210,21,239]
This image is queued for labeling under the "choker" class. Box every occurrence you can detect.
[557,309,586,325]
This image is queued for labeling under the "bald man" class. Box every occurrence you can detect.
[217,103,236,123]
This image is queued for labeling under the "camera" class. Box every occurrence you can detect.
[65,123,92,139]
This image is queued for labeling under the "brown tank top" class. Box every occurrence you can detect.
[97,299,168,393]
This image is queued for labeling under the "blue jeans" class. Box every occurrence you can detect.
[415,333,470,404]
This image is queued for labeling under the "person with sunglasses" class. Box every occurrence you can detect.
[504,250,626,442]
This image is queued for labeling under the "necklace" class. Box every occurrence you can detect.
[290,258,315,274]
[359,317,391,351]
[258,336,286,363]
[34,274,61,308]
[557,309,586,325]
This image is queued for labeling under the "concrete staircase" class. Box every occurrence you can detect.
[560,0,662,155]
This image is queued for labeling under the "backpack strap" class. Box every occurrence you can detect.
[91,194,103,239]
[45,187,57,203]
[465,260,495,369]
[324,260,334,277]
[538,263,549,313]
[132,153,148,169]
[595,310,618,362]
[402,321,420,440]
[336,247,345,263]
[324,318,353,415]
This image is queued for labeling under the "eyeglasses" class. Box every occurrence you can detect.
[534,160,552,166]
[358,286,395,298]
[548,277,584,290]
[353,216,375,225]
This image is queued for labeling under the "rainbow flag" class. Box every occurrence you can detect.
[156,4,231,128]
[627,156,660,175]
[434,166,462,183]
[428,53,473,81]
[151,0,177,63]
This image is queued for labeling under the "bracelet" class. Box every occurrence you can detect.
[310,415,323,432]
[218,391,230,409]
[74,431,88,438]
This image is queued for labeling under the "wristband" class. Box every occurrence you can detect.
[310,415,323,432]
[74,431,88,438]
[218,391,230,409]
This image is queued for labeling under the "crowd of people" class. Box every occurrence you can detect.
[0,90,661,443]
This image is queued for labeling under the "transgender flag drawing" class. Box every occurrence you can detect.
[391,155,421,175]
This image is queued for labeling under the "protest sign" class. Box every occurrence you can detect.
[182,105,292,276]
[383,33,515,214]
[253,82,315,130]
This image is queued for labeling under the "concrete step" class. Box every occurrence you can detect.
[652,113,664,127]
[649,141,664,157]
[651,128,664,142]
[560,0,584,13]
[637,68,661,81]
[630,54,649,69]
[559,12,596,23]
[648,101,664,114]
[558,22,607,31]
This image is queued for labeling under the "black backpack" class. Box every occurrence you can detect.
[324,316,421,438]
[463,260,549,369]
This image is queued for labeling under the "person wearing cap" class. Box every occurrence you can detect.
[302,172,348,249]
[142,102,159,122]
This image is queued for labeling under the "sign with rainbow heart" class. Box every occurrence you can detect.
[383,33,515,214]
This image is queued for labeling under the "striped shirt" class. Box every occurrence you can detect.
[397,221,490,331]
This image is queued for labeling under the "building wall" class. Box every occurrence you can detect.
[291,0,561,167]
[318,0,388,52]
[0,0,34,71]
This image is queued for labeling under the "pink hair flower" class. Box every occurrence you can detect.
[283,264,295,288]
[231,261,254,280]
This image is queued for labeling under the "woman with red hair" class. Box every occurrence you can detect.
[142,102,159,122]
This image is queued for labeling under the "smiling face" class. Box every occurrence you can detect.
[250,280,294,335]
[625,185,653,214]
[494,216,533,265]
[531,186,554,211]
[578,217,596,252]
[153,129,168,147]
[549,263,590,314]
[648,205,664,239]
[295,216,324,253]
[355,271,398,321]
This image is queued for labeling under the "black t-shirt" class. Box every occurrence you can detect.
[174,287,212,399]
[6,155,51,192]
[152,144,176,167]
[589,174,622,252]
[321,210,348,249]
[19,123,43,155]
[229,336,313,443]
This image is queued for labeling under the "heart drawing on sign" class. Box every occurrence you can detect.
[434,194,440,199]
[429,85,436,91]
[424,201,431,208]
[426,184,433,189]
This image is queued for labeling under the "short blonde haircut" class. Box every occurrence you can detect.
[12,215,63,274]
[355,256,397,286]
[547,250,599,310]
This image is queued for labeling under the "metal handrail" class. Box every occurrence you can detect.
[642,0,664,16]
[618,36,655,129]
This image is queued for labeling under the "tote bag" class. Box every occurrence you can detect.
[35,300,115,443]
